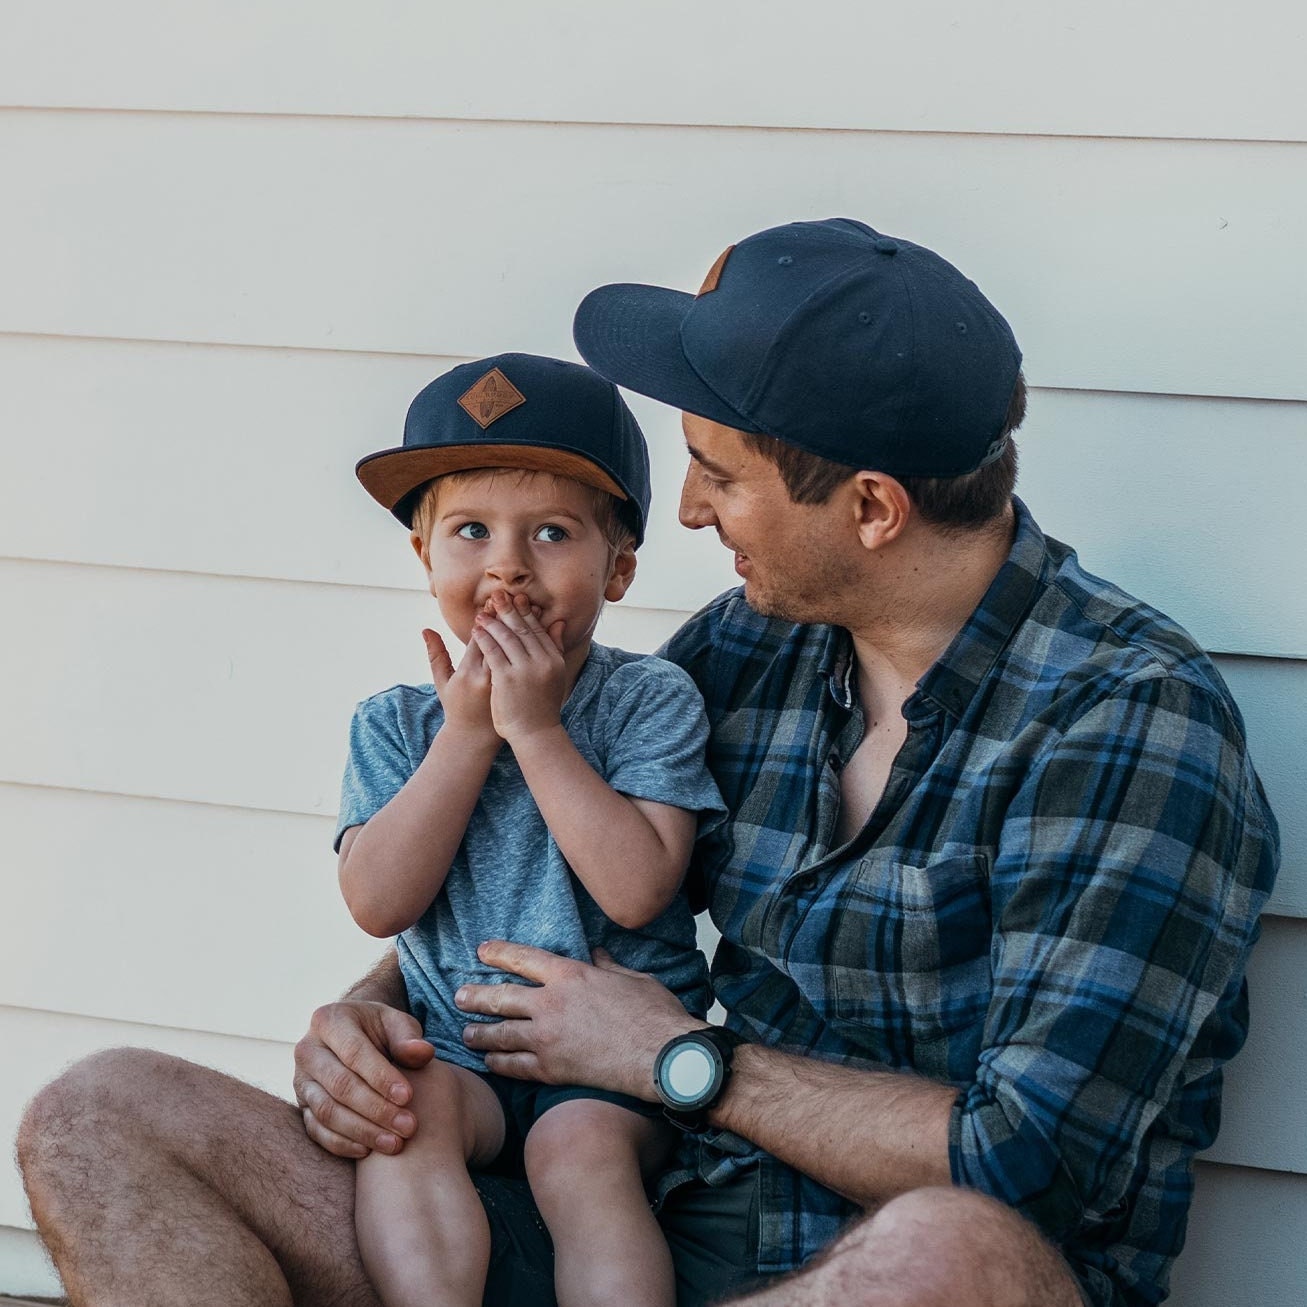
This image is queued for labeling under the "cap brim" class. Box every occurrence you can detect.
[357,444,627,524]
[573,283,763,432]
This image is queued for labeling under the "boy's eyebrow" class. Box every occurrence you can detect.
[436,503,590,524]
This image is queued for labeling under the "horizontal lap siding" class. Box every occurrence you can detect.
[3,10,1305,1302]
[2,113,1306,401]
[2,2,1306,142]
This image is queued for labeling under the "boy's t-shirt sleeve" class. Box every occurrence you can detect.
[334,689,429,850]
[598,656,725,829]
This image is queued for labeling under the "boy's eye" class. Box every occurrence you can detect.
[456,522,490,540]
[534,524,568,543]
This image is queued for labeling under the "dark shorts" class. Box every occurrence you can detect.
[473,1165,777,1307]
[478,1071,660,1177]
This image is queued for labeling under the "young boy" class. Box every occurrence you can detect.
[336,353,724,1307]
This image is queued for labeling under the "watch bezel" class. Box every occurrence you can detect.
[652,1027,745,1131]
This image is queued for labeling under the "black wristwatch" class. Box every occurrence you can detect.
[652,1027,747,1131]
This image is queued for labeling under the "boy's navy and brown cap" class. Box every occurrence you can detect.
[573,217,1023,478]
[357,352,652,544]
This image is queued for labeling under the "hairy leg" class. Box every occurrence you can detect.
[726,1185,1086,1307]
[354,1059,506,1307]
[524,1098,674,1307]
[15,1046,381,1307]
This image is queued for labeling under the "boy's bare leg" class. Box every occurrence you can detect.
[727,1185,1086,1307]
[354,1059,506,1307]
[525,1098,674,1307]
[15,1046,382,1307]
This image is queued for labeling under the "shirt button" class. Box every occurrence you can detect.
[793,873,818,893]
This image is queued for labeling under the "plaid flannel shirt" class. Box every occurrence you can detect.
[658,499,1278,1307]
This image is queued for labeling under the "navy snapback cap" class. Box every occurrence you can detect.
[573,218,1022,478]
[356,353,652,544]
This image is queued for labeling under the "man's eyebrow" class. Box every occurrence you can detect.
[685,443,733,477]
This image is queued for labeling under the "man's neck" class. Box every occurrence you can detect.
[846,507,1015,717]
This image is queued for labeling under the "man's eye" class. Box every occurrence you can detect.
[456,522,490,540]
[535,525,568,543]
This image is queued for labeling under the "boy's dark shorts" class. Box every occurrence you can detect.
[472,1164,776,1307]
[478,1071,661,1176]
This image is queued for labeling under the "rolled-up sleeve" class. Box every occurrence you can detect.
[950,672,1278,1242]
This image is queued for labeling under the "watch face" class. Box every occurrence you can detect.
[663,1043,717,1106]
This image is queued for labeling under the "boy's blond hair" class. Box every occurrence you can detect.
[409,469,637,558]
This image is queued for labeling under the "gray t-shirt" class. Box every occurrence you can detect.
[336,642,724,1070]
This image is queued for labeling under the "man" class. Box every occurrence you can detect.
[19,219,1277,1307]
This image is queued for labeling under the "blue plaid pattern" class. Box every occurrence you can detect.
[658,500,1278,1307]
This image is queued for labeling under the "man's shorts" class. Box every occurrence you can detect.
[473,1164,778,1307]
[478,1071,660,1176]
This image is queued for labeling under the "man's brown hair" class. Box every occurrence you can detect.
[740,372,1027,533]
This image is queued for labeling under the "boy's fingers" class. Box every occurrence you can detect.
[495,602,562,658]
[476,615,529,662]
[422,629,455,690]
[471,627,511,669]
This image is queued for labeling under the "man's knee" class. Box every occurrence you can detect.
[870,1185,1016,1248]
[17,1046,177,1181]
[817,1187,1080,1307]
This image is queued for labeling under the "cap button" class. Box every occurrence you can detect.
[874,238,899,256]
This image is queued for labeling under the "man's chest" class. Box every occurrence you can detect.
[700,698,1023,1081]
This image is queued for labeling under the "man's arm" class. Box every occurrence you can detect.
[457,942,954,1211]
[293,946,435,1158]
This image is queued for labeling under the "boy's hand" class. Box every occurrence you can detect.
[472,592,570,742]
[423,626,497,741]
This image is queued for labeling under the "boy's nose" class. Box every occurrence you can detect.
[485,553,531,587]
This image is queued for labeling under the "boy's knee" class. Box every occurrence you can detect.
[524,1098,634,1183]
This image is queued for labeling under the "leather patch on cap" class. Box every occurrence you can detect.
[457,367,527,429]
[697,244,735,296]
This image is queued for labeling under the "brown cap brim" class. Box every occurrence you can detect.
[356,443,628,523]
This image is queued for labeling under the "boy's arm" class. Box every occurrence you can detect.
[516,740,696,928]
[473,598,696,929]
[338,629,501,937]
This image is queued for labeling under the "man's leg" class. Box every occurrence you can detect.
[727,1186,1088,1307]
[16,1046,382,1307]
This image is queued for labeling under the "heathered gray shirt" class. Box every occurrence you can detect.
[336,643,724,1071]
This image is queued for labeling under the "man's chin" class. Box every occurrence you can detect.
[740,583,788,621]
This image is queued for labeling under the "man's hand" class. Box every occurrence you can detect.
[293,999,435,1158]
[471,592,570,743]
[455,941,704,1100]
[423,624,497,742]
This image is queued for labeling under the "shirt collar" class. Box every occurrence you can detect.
[914,497,1048,720]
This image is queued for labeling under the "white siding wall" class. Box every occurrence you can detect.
[2,4,1304,1301]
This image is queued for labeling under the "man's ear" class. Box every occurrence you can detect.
[604,546,638,602]
[851,472,912,551]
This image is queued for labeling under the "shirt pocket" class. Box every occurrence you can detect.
[825,853,993,1073]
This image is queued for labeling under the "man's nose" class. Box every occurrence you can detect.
[678,467,715,530]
